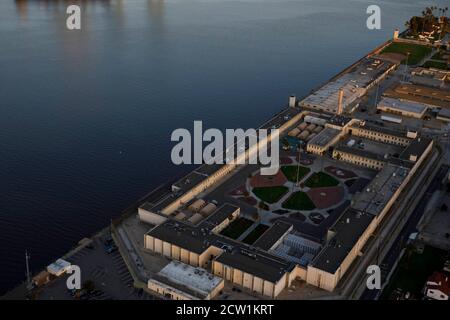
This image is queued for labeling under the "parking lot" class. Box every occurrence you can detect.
[34,231,155,300]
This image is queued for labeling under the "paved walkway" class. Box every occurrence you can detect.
[246,155,370,225]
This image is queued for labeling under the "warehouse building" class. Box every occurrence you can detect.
[300,58,396,114]
[384,83,450,109]
[410,67,450,89]
[377,97,428,119]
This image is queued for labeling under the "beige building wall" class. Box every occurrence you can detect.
[332,149,384,170]
[189,252,199,267]
[349,126,410,146]
[180,249,190,264]
[148,279,196,300]
[209,209,240,234]
[306,266,338,292]
[211,260,286,298]
[138,208,168,225]
[154,238,163,254]
[199,246,224,269]
[377,105,426,119]
[171,245,181,261]
[147,277,224,300]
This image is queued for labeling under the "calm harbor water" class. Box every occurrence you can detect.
[0,0,446,294]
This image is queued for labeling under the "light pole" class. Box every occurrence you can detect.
[295,146,302,188]
[374,81,380,110]
[402,52,410,82]
[25,250,31,289]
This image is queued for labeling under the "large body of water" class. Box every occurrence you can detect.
[0,0,446,294]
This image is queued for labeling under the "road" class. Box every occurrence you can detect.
[360,164,449,300]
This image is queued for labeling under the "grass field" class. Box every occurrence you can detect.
[381,245,448,299]
[220,218,254,239]
[305,172,339,188]
[422,60,449,70]
[253,186,289,204]
[242,224,270,245]
[381,42,432,65]
[282,191,316,210]
[281,165,310,183]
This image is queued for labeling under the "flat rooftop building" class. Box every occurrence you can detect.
[308,127,341,148]
[410,67,450,89]
[384,83,450,109]
[351,164,409,216]
[377,97,428,119]
[300,58,396,114]
[253,221,293,251]
[437,109,450,122]
[214,248,294,284]
[148,261,224,300]
[310,209,375,275]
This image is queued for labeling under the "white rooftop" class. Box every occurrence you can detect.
[378,97,428,114]
[157,261,222,296]
[47,258,71,276]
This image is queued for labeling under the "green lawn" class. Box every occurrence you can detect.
[381,245,448,299]
[281,165,310,183]
[422,60,449,70]
[242,224,270,245]
[220,218,254,239]
[381,42,432,65]
[304,172,339,188]
[282,191,316,210]
[253,186,289,204]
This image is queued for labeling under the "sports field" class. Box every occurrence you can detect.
[381,42,432,65]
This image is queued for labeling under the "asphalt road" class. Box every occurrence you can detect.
[360,164,449,300]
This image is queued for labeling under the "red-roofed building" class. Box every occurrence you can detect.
[424,271,450,300]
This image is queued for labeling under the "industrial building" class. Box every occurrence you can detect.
[410,67,450,89]
[377,97,428,119]
[300,58,396,114]
[384,83,450,109]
